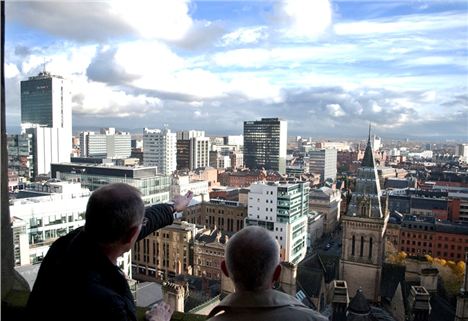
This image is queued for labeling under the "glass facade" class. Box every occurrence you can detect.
[243,118,287,174]
[21,77,53,126]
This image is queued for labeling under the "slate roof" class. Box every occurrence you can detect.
[380,263,406,300]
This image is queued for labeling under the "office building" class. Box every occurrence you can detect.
[51,163,171,205]
[20,71,72,177]
[456,144,468,163]
[170,175,209,203]
[133,221,204,280]
[80,128,131,159]
[143,128,177,175]
[309,187,342,234]
[183,199,248,233]
[7,133,34,179]
[176,131,210,171]
[243,118,287,174]
[9,181,90,265]
[246,181,309,263]
[308,149,337,183]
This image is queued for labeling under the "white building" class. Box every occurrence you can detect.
[9,181,90,265]
[143,128,177,175]
[225,135,243,147]
[246,181,309,264]
[456,144,468,163]
[170,175,209,203]
[309,186,342,234]
[308,149,337,183]
[25,126,71,176]
[372,135,382,151]
[80,128,131,159]
[177,130,205,140]
[21,72,72,177]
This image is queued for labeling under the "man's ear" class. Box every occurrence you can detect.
[272,264,281,283]
[123,226,140,245]
[221,260,229,277]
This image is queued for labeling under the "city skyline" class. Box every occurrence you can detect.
[4,1,468,139]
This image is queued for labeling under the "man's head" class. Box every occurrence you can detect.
[222,226,281,292]
[84,183,145,247]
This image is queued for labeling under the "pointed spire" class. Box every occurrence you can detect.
[361,124,375,168]
[348,289,371,315]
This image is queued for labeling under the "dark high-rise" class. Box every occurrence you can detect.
[243,118,287,174]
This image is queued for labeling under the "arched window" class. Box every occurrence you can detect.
[369,237,373,258]
[360,236,364,257]
[352,235,355,256]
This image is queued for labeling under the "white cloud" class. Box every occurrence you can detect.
[110,0,193,41]
[326,103,346,117]
[276,0,332,39]
[334,12,467,36]
[220,26,268,46]
[5,63,20,78]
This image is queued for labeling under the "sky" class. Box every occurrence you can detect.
[4,0,468,139]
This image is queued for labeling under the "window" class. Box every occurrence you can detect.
[352,235,355,256]
[360,236,364,257]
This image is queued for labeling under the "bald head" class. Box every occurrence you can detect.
[225,226,280,291]
[85,183,145,244]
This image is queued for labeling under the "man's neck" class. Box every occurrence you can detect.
[99,244,122,265]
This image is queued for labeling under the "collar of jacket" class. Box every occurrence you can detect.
[208,289,305,317]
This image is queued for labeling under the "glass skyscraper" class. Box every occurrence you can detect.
[243,118,287,174]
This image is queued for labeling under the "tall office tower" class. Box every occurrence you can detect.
[20,71,72,177]
[143,128,177,175]
[243,118,287,174]
[80,128,131,159]
[176,130,209,170]
[176,130,205,140]
[308,148,337,183]
[456,144,468,163]
[340,127,388,302]
[246,181,309,264]
[372,135,382,152]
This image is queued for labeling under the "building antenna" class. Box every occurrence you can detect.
[42,58,47,73]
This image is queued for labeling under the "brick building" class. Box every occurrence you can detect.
[398,215,468,261]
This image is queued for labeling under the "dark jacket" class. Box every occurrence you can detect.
[207,289,328,321]
[26,204,175,321]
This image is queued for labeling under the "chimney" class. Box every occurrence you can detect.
[332,280,349,321]
[162,282,185,313]
[420,268,439,293]
[279,261,297,296]
[408,286,431,321]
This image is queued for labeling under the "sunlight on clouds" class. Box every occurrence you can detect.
[110,0,193,41]
[279,0,332,39]
[326,104,346,117]
[115,41,186,76]
[73,78,162,116]
[220,26,268,46]
[5,63,20,78]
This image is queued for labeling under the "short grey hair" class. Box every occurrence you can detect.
[225,226,280,291]
[85,183,145,244]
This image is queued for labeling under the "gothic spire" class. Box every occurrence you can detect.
[361,123,375,168]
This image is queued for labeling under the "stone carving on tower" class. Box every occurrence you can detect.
[340,124,388,303]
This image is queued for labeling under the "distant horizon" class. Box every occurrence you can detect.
[6,124,466,143]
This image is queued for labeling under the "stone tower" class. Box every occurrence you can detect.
[340,125,388,302]
[162,282,185,312]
